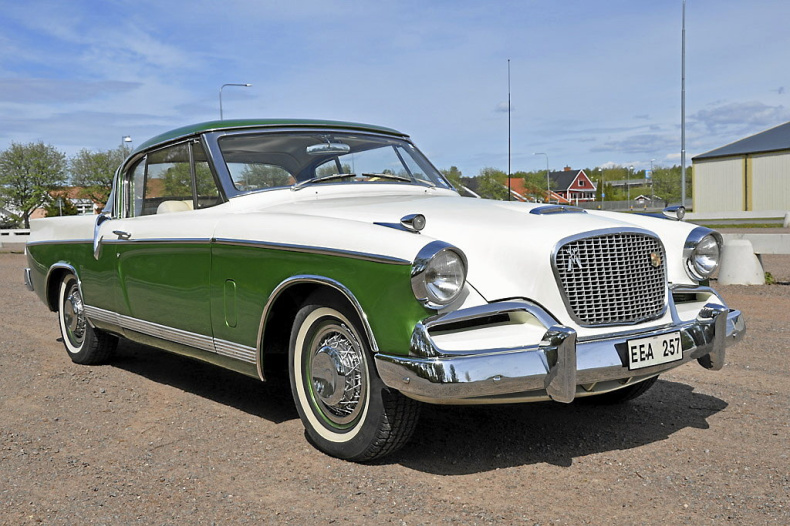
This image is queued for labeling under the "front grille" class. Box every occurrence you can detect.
[554,232,667,326]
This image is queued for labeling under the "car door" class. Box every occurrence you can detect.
[98,139,221,347]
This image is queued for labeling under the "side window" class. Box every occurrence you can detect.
[128,158,147,217]
[145,144,191,216]
[126,140,223,217]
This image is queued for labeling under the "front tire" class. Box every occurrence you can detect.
[57,273,117,365]
[288,301,419,461]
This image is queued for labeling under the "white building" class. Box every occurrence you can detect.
[692,121,790,212]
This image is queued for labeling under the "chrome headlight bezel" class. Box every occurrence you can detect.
[411,241,468,309]
[683,227,723,281]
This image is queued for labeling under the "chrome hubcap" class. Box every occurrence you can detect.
[63,285,86,346]
[309,323,365,426]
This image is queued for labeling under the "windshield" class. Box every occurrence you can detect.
[218,132,452,193]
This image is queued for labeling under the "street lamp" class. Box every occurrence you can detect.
[219,83,252,120]
[649,159,655,208]
[627,165,634,206]
[534,152,549,203]
[598,167,604,205]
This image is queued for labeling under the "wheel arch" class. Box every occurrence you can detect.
[44,263,79,312]
[256,275,379,382]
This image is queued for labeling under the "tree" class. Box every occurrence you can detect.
[240,164,293,189]
[43,192,79,217]
[652,165,692,207]
[0,142,67,228]
[476,167,508,200]
[440,166,463,189]
[70,145,129,207]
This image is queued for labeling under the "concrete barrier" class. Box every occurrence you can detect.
[686,210,790,227]
[718,240,766,285]
[0,229,31,240]
[718,233,790,285]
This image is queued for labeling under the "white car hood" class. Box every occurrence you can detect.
[242,187,662,325]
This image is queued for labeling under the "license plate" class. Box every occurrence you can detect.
[627,332,682,370]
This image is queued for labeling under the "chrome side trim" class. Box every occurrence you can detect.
[257,275,380,381]
[23,268,34,292]
[213,238,410,266]
[26,239,92,247]
[82,305,256,364]
[214,338,257,363]
[101,237,210,245]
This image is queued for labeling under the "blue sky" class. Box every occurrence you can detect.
[1,0,788,177]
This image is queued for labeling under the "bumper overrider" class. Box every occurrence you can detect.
[374,293,745,405]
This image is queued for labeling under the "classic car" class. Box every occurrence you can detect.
[24,119,745,461]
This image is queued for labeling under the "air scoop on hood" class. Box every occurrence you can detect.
[529,205,587,215]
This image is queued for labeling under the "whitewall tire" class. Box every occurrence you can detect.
[288,300,419,461]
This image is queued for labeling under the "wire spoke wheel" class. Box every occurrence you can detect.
[307,322,367,428]
[289,299,420,461]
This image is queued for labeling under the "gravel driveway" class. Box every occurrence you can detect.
[1,247,788,525]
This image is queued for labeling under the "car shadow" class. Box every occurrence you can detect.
[102,341,726,471]
[109,339,298,424]
[390,379,728,474]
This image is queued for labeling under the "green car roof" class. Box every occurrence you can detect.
[133,119,409,154]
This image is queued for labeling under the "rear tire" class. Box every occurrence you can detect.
[57,273,117,365]
[580,376,659,404]
[288,300,419,461]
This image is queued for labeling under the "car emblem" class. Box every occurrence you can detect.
[566,247,584,271]
[650,252,662,268]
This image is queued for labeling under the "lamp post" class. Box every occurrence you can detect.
[219,83,252,120]
[627,165,634,207]
[534,152,549,203]
[598,167,604,205]
[649,159,655,208]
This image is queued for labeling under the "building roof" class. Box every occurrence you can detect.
[693,121,790,160]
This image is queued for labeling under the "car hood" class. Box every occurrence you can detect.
[251,188,664,321]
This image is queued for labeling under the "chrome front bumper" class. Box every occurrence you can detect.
[375,300,745,405]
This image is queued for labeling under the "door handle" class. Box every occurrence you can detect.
[112,230,132,240]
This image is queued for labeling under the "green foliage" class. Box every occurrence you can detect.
[476,167,508,200]
[162,162,193,197]
[0,142,67,228]
[43,192,80,217]
[69,145,129,207]
[240,164,293,189]
[440,166,463,189]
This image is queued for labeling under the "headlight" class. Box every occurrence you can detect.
[683,227,722,281]
[411,241,467,308]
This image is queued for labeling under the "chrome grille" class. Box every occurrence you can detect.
[554,232,666,326]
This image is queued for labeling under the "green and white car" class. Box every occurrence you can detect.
[24,119,745,461]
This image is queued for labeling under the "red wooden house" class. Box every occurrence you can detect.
[549,167,597,203]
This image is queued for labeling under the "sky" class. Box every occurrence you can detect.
[1,0,789,178]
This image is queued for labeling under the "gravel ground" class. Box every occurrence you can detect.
[1,245,788,525]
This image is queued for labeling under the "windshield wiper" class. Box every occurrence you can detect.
[292,173,356,191]
[361,173,411,183]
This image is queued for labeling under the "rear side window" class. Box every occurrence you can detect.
[125,140,223,217]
